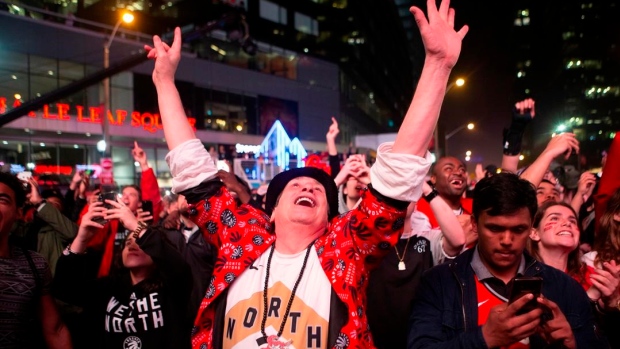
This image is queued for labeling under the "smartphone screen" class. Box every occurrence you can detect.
[508,276,543,315]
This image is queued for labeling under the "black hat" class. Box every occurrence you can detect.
[265,167,339,220]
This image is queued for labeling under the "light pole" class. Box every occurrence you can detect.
[102,11,134,156]
[434,77,465,159]
[444,122,474,157]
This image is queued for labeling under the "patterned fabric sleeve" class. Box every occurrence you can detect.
[334,185,408,269]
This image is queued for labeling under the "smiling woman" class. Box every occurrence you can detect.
[529,201,586,285]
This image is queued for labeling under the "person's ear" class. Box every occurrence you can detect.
[470,215,477,234]
[430,175,437,186]
[529,228,541,242]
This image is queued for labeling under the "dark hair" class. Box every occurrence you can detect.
[473,172,537,220]
[595,188,620,265]
[0,172,26,208]
[538,179,556,187]
[111,229,172,293]
[530,201,587,283]
[122,185,142,200]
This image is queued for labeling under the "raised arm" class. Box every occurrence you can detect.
[145,27,195,151]
[326,117,342,179]
[422,181,465,257]
[501,98,535,173]
[392,0,468,156]
[520,133,579,187]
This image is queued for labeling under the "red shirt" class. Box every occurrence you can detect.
[475,275,530,349]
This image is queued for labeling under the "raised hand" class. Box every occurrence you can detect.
[590,260,620,310]
[144,27,182,85]
[542,133,579,160]
[25,177,43,206]
[410,0,469,69]
[334,155,365,187]
[104,198,140,232]
[515,98,536,119]
[575,171,597,200]
[69,170,84,191]
[71,201,106,253]
[326,117,339,141]
[132,141,148,169]
[136,208,154,224]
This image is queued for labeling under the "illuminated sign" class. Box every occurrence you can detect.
[0,97,196,133]
[235,143,262,154]
[34,165,74,175]
[259,120,307,170]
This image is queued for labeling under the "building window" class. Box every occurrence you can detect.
[585,86,620,99]
[295,12,319,36]
[260,0,287,25]
[514,9,530,26]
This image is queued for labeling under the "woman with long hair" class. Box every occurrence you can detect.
[529,200,620,309]
[54,199,192,349]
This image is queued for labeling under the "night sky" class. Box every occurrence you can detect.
[410,1,517,167]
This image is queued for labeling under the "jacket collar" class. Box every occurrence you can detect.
[449,247,542,282]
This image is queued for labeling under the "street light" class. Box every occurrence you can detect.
[434,77,466,159]
[443,121,475,157]
[102,11,134,156]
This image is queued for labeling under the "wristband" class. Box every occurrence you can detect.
[423,189,440,203]
[132,221,148,240]
[63,245,86,256]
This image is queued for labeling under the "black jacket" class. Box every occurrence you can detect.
[407,248,608,348]
[54,228,193,349]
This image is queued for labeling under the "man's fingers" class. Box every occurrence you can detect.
[506,293,537,316]
[456,24,469,39]
[438,0,450,19]
[447,8,455,27]
[152,35,165,53]
[410,6,429,31]
[537,296,561,317]
[170,27,182,52]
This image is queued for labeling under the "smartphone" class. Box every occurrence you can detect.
[17,171,32,182]
[141,200,153,222]
[508,276,543,315]
[99,191,118,209]
[17,171,33,192]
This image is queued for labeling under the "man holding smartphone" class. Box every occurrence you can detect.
[408,173,607,348]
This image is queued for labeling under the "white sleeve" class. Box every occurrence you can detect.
[165,139,218,194]
[425,229,457,266]
[370,142,433,202]
[410,211,455,266]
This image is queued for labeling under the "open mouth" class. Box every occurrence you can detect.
[295,196,315,208]
[450,179,464,187]
[557,231,573,237]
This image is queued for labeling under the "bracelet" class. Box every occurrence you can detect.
[423,189,440,203]
[63,245,86,256]
[131,221,148,240]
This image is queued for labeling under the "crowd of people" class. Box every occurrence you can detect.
[1,0,620,348]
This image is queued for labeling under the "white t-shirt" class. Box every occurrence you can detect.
[224,247,331,349]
